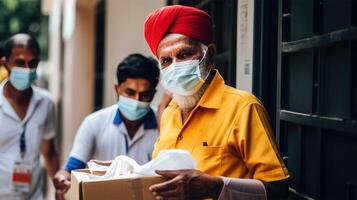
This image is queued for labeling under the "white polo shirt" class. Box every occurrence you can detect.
[0,80,56,200]
[68,104,158,167]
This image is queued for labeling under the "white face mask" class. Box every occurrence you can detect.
[117,95,150,121]
[9,67,37,91]
[161,49,210,96]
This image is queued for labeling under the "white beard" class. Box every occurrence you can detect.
[173,83,207,110]
[173,66,210,110]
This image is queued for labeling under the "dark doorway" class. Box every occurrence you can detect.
[94,0,105,111]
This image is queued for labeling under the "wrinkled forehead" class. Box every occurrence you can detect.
[119,78,154,91]
[157,33,201,57]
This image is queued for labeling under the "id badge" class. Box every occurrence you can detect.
[11,161,32,193]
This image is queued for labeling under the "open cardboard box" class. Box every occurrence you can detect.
[71,169,166,200]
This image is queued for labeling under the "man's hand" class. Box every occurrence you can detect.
[53,169,71,200]
[149,169,223,200]
[41,139,60,178]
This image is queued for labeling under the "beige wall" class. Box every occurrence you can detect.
[45,1,97,199]
[104,0,166,108]
[61,2,96,162]
[47,0,62,101]
[236,0,254,92]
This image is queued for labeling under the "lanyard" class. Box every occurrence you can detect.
[123,134,129,155]
[20,122,28,159]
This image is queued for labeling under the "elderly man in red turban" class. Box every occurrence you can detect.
[144,5,289,200]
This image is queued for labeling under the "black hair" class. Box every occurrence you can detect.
[116,53,160,88]
[2,34,40,59]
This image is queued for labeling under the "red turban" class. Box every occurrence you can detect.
[144,5,213,57]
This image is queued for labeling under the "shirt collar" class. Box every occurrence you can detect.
[112,107,157,129]
[0,79,43,107]
[198,70,225,109]
[0,80,44,122]
[0,80,43,103]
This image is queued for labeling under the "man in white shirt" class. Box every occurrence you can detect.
[53,53,160,199]
[0,34,60,199]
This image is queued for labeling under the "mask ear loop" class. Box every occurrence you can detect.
[198,45,211,81]
[198,45,209,65]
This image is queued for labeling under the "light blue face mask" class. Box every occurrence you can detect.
[117,95,151,121]
[9,67,37,91]
[161,49,210,96]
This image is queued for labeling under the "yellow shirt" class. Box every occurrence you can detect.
[153,70,289,182]
[0,66,8,83]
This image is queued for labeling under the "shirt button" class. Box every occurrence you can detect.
[178,135,183,140]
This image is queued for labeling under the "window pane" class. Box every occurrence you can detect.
[323,0,352,33]
[322,130,357,200]
[320,42,350,119]
[289,0,314,40]
[282,50,314,113]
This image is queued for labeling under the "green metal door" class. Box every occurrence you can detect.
[276,0,357,199]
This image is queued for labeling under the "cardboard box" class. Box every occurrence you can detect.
[71,169,166,200]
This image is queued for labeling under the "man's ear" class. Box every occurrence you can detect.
[207,43,216,65]
[114,84,120,99]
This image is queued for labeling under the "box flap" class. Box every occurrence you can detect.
[71,169,166,200]
[71,170,89,200]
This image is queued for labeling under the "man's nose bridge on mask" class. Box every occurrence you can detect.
[172,57,180,64]
[135,92,148,102]
[132,93,140,101]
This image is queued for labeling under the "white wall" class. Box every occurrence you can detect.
[47,0,62,101]
[236,0,254,92]
[46,1,97,199]
[104,0,166,108]
[61,3,96,161]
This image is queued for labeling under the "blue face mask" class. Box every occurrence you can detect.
[9,67,37,91]
[161,49,210,96]
[117,95,151,121]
